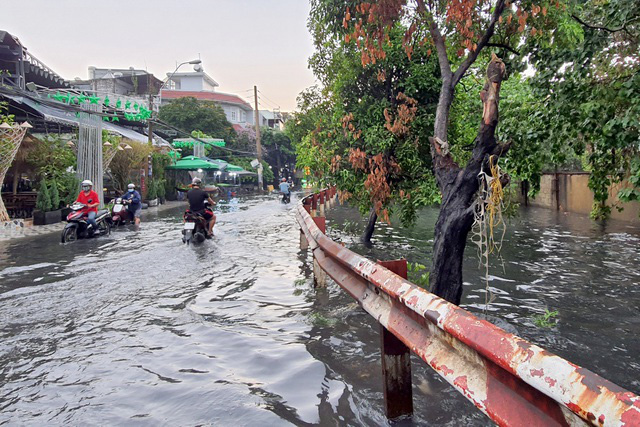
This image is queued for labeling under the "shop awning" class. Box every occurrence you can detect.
[2,94,151,143]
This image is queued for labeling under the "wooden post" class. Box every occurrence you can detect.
[377,259,413,419]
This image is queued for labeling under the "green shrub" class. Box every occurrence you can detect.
[156,178,166,199]
[146,179,158,200]
[58,174,80,206]
[50,179,60,210]
[36,180,53,212]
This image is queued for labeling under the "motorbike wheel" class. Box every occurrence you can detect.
[98,220,111,236]
[183,230,192,245]
[61,227,77,243]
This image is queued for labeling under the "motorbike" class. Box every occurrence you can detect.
[111,197,134,226]
[182,202,211,245]
[61,202,111,243]
[281,192,291,204]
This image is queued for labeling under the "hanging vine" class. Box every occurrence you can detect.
[471,155,507,310]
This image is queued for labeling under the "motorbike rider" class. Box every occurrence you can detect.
[75,179,100,233]
[121,183,142,226]
[287,176,294,187]
[186,177,216,236]
[279,177,291,202]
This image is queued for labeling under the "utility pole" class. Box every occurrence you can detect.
[253,85,264,190]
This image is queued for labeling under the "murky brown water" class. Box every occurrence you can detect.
[0,194,638,425]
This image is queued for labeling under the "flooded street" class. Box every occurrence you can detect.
[0,194,638,426]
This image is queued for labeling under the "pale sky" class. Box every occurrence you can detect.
[1,0,317,111]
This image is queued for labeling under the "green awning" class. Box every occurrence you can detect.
[165,155,222,170]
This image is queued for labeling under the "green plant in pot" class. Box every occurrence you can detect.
[146,179,158,206]
[34,179,62,225]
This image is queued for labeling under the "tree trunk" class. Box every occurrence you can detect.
[429,54,508,305]
[361,207,377,244]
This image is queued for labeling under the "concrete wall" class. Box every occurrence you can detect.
[521,173,640,222]
[175,75,203,91]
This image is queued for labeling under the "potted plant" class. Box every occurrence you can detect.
[146,179,158,206]
[156,178,166,204]
[33,179,62,225]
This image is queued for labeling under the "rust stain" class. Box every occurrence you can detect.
[530,368,544,378]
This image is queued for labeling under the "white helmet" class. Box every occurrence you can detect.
[191,177,202,186]
[81,179,93,187]
[127,183,135,189]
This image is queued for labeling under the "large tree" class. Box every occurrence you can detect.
[158,97,236,143]
[303,0,560,304]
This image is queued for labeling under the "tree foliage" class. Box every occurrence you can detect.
[292,24,442,232]
[109,141,153,193]
[500,0,640,218]
[159,97,236,144]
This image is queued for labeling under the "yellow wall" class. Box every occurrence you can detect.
[522,173,640,223]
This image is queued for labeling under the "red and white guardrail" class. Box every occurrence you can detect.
[297,187,640,426]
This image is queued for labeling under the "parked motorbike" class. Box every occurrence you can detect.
[182,203,212,245]
[111,198,134,226]
[61,203,111,243]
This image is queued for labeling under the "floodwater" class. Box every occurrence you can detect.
[0,194,638,426]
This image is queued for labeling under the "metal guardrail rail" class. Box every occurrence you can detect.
[296,187,640,426]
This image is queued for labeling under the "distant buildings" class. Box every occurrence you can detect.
[160,67,254,131]
[72,67,162,100]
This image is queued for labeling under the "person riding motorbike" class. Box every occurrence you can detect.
[279,177,291,203]
[186,178,216,236]
[121,183,142,226]
[75,179,100,234]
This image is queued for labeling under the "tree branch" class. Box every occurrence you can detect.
[452,0,507,87]
[429,22,452,81]
[571,13,640,34]
[486,42,520,56]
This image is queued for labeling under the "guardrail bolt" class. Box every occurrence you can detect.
[378,259,413,419]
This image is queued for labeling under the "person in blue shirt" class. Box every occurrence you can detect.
[279,178,291,203]
[121,183,142,226]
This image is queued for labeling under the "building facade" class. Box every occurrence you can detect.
[160,68,253,128]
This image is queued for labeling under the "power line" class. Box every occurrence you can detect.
[257,90,281,110]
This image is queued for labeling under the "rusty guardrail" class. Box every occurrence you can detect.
[297,187,640,426]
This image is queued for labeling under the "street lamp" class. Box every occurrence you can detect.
[161,59,202,92]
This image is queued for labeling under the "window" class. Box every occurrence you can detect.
[241,111,246,123]
[231,110,237,121]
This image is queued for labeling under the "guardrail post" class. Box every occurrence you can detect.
[312,216,327,287]
[318,192,325,217]
[300,229,309,250]
[311,194,318,217]
[377,259,413,419]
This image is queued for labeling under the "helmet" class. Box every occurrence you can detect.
[127,183,135,189]
[281,178,287,182]
[81,179,93,187]
[191,177,202,186]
